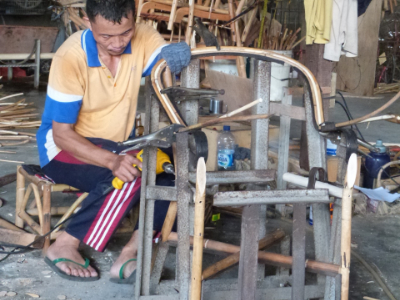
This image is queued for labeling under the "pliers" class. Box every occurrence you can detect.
[119,123,185,154]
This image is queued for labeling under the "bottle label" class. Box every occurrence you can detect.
[217,149,234,168]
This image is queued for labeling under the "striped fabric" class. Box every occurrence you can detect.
[84,179,141,251]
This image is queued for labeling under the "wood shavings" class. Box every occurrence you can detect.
[25,293,40,298]
[6,292,17,297]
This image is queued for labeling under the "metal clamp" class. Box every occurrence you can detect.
[161,87,225,103]
[119,123,184,153]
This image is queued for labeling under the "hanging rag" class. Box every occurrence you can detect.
[304,0,333,44]
[323,0,358,61]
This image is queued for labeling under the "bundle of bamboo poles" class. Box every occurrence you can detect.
[0,94,41,131]
[258,26,303,51]
[383,0,397,14]
[374,82,400,94]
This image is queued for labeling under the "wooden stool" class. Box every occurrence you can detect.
[15,165,88,253]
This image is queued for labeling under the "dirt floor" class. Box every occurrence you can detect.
[0,79,399,299]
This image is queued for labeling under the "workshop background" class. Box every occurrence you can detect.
[1,0,400,299]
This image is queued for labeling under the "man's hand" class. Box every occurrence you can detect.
[160,42,191,73]
[110,154,143,183]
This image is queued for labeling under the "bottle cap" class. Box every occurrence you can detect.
[223,125,230,131]
[374,139,387,153]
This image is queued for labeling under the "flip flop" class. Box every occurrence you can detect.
[44,257,100,281]
[109,258,137,284]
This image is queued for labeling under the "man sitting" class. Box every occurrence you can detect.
[36,0,190,282]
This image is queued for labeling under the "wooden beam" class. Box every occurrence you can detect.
[0,227,43,248]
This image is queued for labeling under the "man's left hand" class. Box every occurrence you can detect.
[161,42,191,74]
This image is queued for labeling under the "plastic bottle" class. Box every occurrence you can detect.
[217,126,236,171]
[363,139,391,188]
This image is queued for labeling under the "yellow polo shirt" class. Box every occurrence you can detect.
[37,24,166,167]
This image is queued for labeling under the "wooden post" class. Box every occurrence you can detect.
[228,0,246,78]
[185,0,195,44]
[340,153,357,300]
[190,157,206,300]
[202,229,285,280]
[161,143,178,242]
[0,217,26,232]
[42,184,52,254]
[167,0,179,30]
[300,44,332,170]
[15,166,25,228]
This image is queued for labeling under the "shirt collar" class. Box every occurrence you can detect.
[81,29,132,68]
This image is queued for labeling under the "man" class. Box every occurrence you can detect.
[36,0,190,282]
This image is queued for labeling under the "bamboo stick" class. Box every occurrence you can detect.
[202,229,285,280]
[290,35,306,49]
[241,7,258,43]
[167,232,341,276]
[0,217,25,232]
[0,93,24,102]
[340,153,358,300]
[227,0,237,42]
[219,98,262,118]
[0,130,36,137]
[190,157,206,300]
[167,0,179,30]
[185,0,196,44]
[179,114,271,132]
[136,0,146,22]
[0,140,30,147]
[227,0,246,77]
[0,136,33,140]
[150,0,229,14]
[336,90,400,127]
[0,158,25,164]
[160,143,178,242]
[52,192,89,234]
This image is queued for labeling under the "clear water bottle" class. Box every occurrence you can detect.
[217,126,235,171]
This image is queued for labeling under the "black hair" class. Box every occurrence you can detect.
[86,0,135,23]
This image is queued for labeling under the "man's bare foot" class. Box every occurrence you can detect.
[110,230,139,279]
[46,232,98,278]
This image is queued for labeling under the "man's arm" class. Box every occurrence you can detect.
[52,121,142,182]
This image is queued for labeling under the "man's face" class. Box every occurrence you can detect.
[86,12,135,56]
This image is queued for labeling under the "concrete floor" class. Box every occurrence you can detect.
[0,79,399,299]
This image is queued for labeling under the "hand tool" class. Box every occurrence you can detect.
[102,124,183,194]
[112,148,175,190]
[118,123,184,151]
[192,17,221,50]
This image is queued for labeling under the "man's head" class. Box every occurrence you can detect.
[84,0,135,56]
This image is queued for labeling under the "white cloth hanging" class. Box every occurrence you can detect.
[323,0,358,61]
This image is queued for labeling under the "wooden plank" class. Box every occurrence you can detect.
[0,26,58,54]
[291,204,307,300]
[0,227,43,248]
[206,70,253,115]
[336,0,383,96]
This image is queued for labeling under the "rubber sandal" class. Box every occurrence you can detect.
[44,257,100,281]
[109,258,137,284]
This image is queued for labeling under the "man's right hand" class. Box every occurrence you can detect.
[110,154,142,183]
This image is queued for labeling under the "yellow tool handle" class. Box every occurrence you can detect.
[112,149,171,190]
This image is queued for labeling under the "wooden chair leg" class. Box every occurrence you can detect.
[15,166,25,228]
[42,184,52,254]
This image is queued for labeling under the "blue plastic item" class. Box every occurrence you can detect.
[363,140,390,188]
